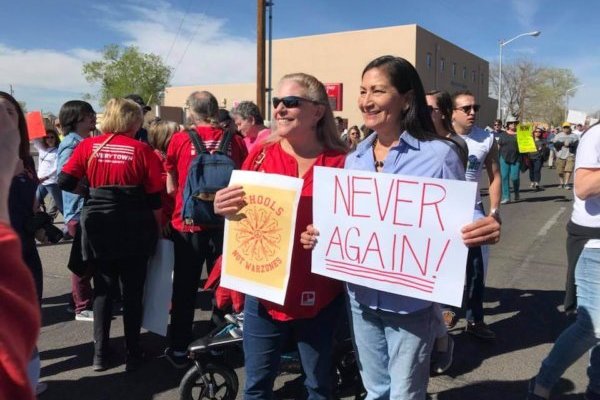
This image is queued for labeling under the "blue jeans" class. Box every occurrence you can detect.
[243,294,343,400]
[529,157,543,184]
[348,295,434,400]
[536,247,600,394]
[499,155,521,201]
[36,183,63,215]
[465,246,485,322]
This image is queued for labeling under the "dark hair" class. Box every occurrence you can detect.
[362,56,437,141]
[0,91,29,161]
[217,108,233,124]
[230,101,264,125]
[44,128,61,147]
[426,90,454,134]
[494,119,502,126]
[58,100,95,135]
[451,90,475,107]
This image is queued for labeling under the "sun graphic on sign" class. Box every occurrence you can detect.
[235,206,282,262]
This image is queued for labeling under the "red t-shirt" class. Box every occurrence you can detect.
[0,222,40,400]
[243,142,346,321]
[165,126,248,232]
[154,149,175,228]
[62,133,164,195]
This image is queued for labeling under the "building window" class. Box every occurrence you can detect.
[440,58,445,72]
[452,63,457,77]
[462,66,467,80]
[426,52,432,69]
[471,70,476,82]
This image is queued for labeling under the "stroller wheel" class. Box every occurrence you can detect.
[179,363,238,400]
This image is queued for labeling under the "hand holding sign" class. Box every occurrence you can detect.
[516,124,537,153]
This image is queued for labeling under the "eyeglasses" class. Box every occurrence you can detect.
[454,104,480,114]
[272,96,318,109]
[427,106,440,113]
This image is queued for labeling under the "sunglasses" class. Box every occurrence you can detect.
[454,104,481,114]
[272,96,318,109]
[427,106,440,113]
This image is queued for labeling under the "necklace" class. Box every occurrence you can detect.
[372,137,384,171]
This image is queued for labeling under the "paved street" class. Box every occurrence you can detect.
[36,166,587,400]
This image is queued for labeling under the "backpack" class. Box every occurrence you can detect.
[182,129,236,226]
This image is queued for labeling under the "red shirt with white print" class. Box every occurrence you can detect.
[61,133,164,194]
[243,142,346,321]
[165,126,248,232]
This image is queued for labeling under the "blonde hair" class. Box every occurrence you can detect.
[266,73,348,153]
[101,98,144,134]
[148,119,178,153]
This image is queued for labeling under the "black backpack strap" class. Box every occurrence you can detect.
[216,130,234,154]
[187,129,207,154]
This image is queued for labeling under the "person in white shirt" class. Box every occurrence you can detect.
[33,128,63,218]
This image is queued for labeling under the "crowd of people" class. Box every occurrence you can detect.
[0,53,597,400]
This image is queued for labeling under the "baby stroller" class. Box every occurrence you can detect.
[178,258,364,399]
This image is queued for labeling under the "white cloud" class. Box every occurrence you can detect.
[1,0,255,113]
[510,0,540,29]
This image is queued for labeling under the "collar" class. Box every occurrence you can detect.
[354,130,420,158]
[67,132,85,142]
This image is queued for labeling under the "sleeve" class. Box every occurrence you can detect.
[165,133,181,173]
[60,140,88,179]
[575,128,600,170]
[32,138,45,152]
[143,147,166,194]
[442,146,466,181]
[0,222,40,400]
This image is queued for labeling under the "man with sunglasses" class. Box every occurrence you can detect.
[451,90,501,341]
[492,119,504,142]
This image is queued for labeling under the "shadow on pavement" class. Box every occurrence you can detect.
[446,287,574,378]
[436,378,581,399]
[41,293,75,327]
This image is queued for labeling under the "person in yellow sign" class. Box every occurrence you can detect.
[498,118,521,203]
[214,72,348,400]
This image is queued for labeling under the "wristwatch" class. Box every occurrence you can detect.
[489,208,502,224]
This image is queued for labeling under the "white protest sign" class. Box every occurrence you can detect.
[311,166,477,307]
[221,170,303,305]
[142,239,174,336]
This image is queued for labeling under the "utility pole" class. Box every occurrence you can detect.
[256,0,266,117]
[9,84,14,96]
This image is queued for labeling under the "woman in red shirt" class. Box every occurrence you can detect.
[214,73,348,399]
[58,98,163,372]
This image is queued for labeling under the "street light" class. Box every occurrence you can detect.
[497,30,541,120]
[565,84,584,121]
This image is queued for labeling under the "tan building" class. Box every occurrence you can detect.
[164,24,497,128]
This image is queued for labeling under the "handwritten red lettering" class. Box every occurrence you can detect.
[350,176,371,218]
[393,179,418,227]
[334,175,351,215]
[419,183,446,231]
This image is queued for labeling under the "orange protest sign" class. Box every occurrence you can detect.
[26,111,47,140]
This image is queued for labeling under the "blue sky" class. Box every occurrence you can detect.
[1,0,598,115]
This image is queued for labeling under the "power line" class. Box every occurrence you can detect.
[171,16,203,80]
[164,0,192,64]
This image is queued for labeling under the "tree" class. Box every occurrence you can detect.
[83,44,172,107]
[489,59,579,126]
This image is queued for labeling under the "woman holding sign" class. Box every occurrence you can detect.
[302,56,501,399]
[213,73,348,400]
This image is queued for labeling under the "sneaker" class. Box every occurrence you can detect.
[527,377,548,400]
[465,321,496,340]
[125,350,146,372]
[65,305,75,314]
[75,309,94,321]
[514,193,520,201]
[529,182,535,188]
[93,354,109,372]
[36,382,48,396]
[565,184,572,190]
[163,347,189,369]
[431,336,454,374]
[500,199,510,204]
